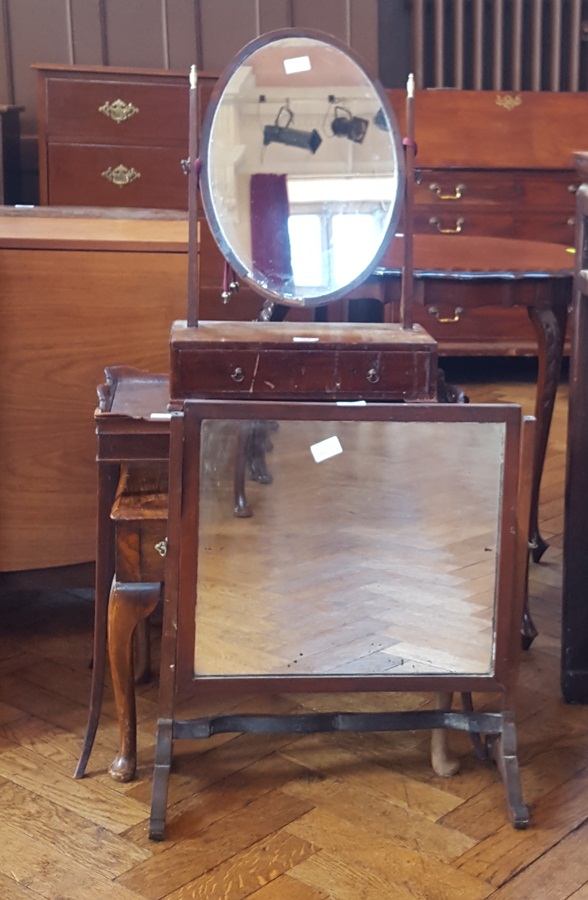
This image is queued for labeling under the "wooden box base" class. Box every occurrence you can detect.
[170,320,438,403]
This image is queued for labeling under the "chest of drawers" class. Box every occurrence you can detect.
[35,64,217,209]
[388,89,587,247]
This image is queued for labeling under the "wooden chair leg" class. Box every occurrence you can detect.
[431,692,460,776]
[108,581,160,782]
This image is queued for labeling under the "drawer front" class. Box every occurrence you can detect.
[115,519,167,583]
[513,213,576,244]
[172,347,436,400]
[516,171,580,210]
[416,169,519,206]
[412,303,537,351]
[414,211,517,238]
[45,77,188,143]
[47,143,188,208]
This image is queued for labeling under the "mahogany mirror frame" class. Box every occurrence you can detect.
[150,399,534,840]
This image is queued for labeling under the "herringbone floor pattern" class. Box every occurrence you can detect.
[1,359,586,899]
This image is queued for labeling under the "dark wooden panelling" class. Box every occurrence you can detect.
[103,0,167,68]
[259,0,292,34]
[0,0,13,103]
[165,0,200,71]
[291,0,350,42]
[199,0,260,72]
[7,0,73,132]
[70,0,106,65]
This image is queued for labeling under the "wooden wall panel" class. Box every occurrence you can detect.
[259,0,292,34]
[165,0,200,72]
[198,0,260,72]
[103,0,168,68]
[69,0,106,66]
[0,0,13,103]
[6,0,73,132]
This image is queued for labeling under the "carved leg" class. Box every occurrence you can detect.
[486,712,529,829]
[526,297,568,563]
[108,581,160,782]
[133,620,151,685]
[75,462,118,778]
[431,692,460,776]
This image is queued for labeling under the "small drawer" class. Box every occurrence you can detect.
[45,76,188,144]
[46,143,188,208]
[172,346,437,401]
[112,463,169,583]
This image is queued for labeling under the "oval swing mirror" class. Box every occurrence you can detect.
[200,29,405,308]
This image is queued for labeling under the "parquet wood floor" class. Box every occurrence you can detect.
[1,358,587,900]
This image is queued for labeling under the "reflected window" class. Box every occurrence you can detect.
[288,209,383,290]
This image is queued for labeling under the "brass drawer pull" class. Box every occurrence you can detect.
[568,217,575,227]
[231,367,245,383]
[366,367,380,384]
[102,164,141,187]
[568,184,579,194]
[155,539,168,558]
[427,305,464,324]
[99,99,139,124]
[429,182,466,200]
[429,216,465,234]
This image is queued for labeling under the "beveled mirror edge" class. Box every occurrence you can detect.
[198,27,407,308]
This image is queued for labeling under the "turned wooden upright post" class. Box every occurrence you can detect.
[187,65,200,327]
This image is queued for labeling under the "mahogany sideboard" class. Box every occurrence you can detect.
[35,66,584,354]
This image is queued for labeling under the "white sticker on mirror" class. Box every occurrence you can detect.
[310,435,343,463]
[283,55,311,74]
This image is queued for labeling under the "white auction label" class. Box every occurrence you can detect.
[310,435,343,463]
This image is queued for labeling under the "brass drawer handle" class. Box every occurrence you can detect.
[155,539,167,558]
[366,367,380,384]
[429,182,466,200]
[99,99,139,124]
[429,216,465,234]
[568,184,579,194]
[102,164,141,187]
[568,216,576,227]
[231,367,245,383]
[427,305,464,324]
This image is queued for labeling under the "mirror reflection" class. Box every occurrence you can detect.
[201,35,404,306]
[194,420,504,677]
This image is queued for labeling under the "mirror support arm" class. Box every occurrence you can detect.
[400,74,416,330]
[187,65,200,327]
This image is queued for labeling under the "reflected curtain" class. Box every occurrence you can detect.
[250,173,293,292]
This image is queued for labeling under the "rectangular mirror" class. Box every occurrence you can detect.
[194,417,505,678]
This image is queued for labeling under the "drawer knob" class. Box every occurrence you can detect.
[429,216,465,234]
[99,99,140,124]
[427,305,464,324]
[231,367,245,383]
[568,184,579,194]
[366,367,380,384]
[102,164,141,187]
[429,182,466,200]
